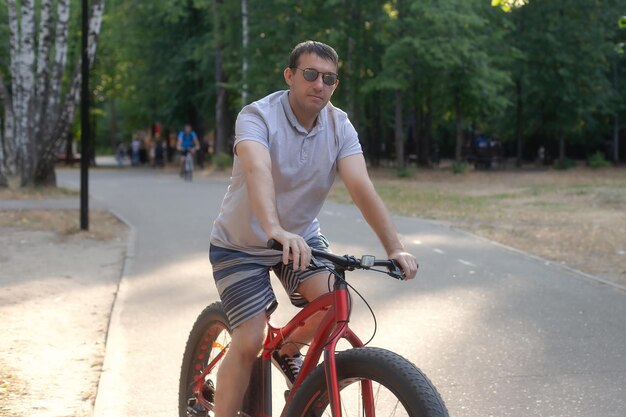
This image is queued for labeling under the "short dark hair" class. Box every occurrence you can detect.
[288,41,338,69]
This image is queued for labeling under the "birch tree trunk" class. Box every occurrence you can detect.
[34,0,54,142]
[8,0,37,185]
[36,0,106,185]
[0,73,15,186]
[0,1,21,184]
[48,0,71,136]
[1,0,106,187]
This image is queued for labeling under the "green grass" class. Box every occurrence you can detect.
[329,167,626,224]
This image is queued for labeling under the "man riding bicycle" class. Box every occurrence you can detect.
[208,40,418,417]
[177,124,200,175]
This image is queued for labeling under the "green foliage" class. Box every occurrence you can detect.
[517,2,615,143]
[588,151,610,168]
[554,158,576,170]
[51,0,625,165]
[212,152,233,171]
[396,166,415,178]
[451,161,470,174]
[92,0,216,140]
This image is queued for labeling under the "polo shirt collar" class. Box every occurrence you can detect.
[281,90,326,135]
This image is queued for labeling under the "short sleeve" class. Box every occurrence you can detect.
[337,117,362,160]
[234,105,270,151]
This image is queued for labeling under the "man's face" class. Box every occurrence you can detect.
[184,125,191,134]
[284,52,338,118]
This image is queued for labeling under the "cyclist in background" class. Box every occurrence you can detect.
[208,41,418,417]
[177,124,200,176]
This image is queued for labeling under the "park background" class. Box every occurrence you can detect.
[1,0,626,187]
[2,2,626,416]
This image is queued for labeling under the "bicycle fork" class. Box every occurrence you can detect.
[280,282,373,417]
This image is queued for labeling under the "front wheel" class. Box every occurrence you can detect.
[286,347,449,417]
[178,302,262,417]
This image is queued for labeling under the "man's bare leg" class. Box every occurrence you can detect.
[214,312,266,417]
[278,272,331,357]
[215,273,330,416]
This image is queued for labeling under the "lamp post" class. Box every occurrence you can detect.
[80,0,90,230]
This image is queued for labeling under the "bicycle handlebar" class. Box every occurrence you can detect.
[267,239,405,280]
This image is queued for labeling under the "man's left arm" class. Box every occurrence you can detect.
[337,154,418,279]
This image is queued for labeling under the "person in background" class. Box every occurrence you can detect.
[177,124,200,175]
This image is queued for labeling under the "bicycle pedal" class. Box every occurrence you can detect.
[186,404,204,416]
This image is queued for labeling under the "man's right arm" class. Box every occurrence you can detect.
[235,140,311,270]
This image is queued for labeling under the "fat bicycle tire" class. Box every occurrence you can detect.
[178,302,262,417]
[285,347,449,417]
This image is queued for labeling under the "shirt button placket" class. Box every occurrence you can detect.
[301,135,311,162]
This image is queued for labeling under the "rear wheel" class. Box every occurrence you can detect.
[286,347,448,417]
[179,302,261,417]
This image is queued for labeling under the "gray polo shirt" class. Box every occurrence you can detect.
[210,90,362,254]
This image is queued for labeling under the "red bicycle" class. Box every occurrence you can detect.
[179,240,449,417]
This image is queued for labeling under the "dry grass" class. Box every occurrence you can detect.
[330,165,626,286]
[0,187,125,240]
[0,185,77,200]
[0,210,126,240]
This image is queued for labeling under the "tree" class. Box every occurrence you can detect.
[611,13,626,163]
[370,0,511,164]
[519,1,615,162]
[63,0,625,168]
[0,0,105,187]
[214,0,228,154]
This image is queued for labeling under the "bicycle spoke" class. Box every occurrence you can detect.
[180,304,232,417]
[311,378,411,417]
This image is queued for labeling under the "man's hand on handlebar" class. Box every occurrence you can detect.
[269,230,312,272]
[387,250,418,280]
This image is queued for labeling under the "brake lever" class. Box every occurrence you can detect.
[388,260,405,280]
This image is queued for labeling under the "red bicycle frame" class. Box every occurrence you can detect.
[191,269,377,417]
[255,273,374,417]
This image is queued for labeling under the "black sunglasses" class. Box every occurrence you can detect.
[293,67,338,86]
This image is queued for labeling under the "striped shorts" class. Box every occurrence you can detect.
[209,235,334,329]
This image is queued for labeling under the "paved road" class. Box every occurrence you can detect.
[57,167,626,417]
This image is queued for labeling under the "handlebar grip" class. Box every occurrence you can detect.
[267,239,283,251]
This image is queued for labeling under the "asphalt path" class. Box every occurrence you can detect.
[57,167,626,417]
